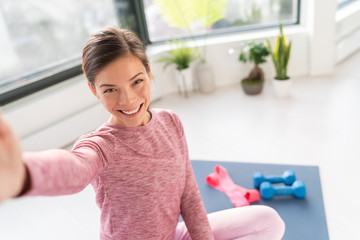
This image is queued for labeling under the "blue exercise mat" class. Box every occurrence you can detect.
[186,160,329,240]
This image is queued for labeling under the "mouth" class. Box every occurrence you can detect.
[119,103,143,115]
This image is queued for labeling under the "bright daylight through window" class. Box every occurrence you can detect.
[143,0,299,42]
[0,0,119,99]
[0,0,300,105]
[337,0,359,8]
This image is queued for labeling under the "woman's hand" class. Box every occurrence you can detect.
[0,108,27,201]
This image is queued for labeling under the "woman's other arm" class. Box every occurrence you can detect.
[180,154,214,240]
[173,114,213,239]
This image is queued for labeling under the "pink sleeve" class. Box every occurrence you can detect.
[22,147,105,196]
[176,117,214,239]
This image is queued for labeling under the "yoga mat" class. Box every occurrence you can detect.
[186,160,329,240]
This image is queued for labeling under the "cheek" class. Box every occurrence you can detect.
[142,83,152,99]
[100,96,117,109]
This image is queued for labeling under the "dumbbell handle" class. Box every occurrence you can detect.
[253,170,296,189]
[265,175,286,183]
[273,185,293,195]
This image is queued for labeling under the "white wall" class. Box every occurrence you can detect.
[2,0,360,150]
[335,1,360,63]
[307,0,337,76]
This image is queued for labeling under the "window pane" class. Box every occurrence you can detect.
[337,0,359,9]
[0,0,119,95]
[143,0,299,42]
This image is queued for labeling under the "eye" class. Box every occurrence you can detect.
[132,79,143,86]
[103,88,116,94]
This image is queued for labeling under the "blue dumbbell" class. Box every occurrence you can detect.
[253,170,296,189]
[259,181,306,200]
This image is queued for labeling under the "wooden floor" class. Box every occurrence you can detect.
[1,50,360,239]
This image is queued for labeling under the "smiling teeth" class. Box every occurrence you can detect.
[121,105,141,115]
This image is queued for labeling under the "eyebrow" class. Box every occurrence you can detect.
[99,72,144,88]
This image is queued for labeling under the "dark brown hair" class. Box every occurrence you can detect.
[82,27,150,88]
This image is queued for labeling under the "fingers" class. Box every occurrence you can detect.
[0,107,22,153]
[0,106,25,201]
[0,107,12,133]
[0,110,10,138]
[0,109,18,150]
[0,106,7,128]
[0,108,7,139]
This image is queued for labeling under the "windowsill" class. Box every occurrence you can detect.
[146,25,307,58]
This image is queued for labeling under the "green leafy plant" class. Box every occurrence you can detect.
[239,41,270,83]
[155,0,227,29]
[266,23,292,80]
[154,0,194,29]
[191,0,228,28]
[155,0,228,61]
[156,38,199,71]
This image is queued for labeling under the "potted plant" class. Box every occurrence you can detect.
[157,38,199,98]
[238,41,270,95]
[266,23,292,98]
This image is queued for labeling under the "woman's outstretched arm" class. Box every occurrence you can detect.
[22,147,104,197]
[0,108,105,200]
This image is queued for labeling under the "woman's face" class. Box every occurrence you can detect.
[91,54,152,127]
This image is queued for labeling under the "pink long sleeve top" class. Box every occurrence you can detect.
[22,109,213,239]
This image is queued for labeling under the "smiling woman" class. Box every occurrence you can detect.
[0,27,285,240]
[90,55,152,127]
[82,27,152,127]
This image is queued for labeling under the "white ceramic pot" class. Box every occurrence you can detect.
[196,62,216,93]
[272,77,292,98]
[175,68,193,98]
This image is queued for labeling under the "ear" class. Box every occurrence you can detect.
[88,82,99,99]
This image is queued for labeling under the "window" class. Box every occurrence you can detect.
[0,0,300,105]
[143,0,300,43]
[338,0,359,9]
[0,0,140,105]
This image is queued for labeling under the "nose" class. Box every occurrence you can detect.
[118,88,135,106]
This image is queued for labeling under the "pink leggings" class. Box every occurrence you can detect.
[174,206,285,240]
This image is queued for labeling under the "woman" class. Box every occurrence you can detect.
[0,27,285,239]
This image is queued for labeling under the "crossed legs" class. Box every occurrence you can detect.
[175,206,285,240]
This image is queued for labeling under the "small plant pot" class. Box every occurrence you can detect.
[175,68,193,98]
[272,77,292,98]
[196,62,216,93]
[241,78,264,95]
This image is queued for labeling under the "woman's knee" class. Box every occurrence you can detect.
[255,205,285,239]
[208,205,285,240]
